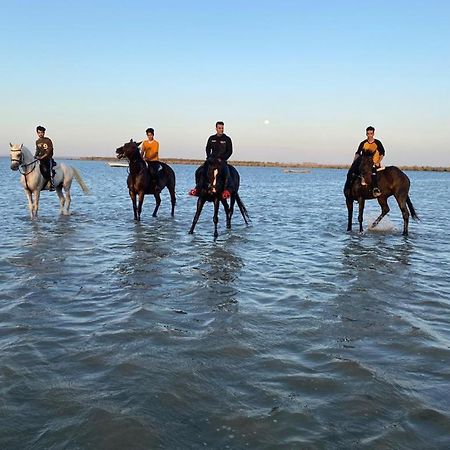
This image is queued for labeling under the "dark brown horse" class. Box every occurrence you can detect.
[344,151,418,235]
[189,158,249,239]
[116,140,176,220]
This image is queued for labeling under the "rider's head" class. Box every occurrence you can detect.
[366,126,375,141]
[36,126,46,138]
[215,121,224,135]
[146,128,154,140]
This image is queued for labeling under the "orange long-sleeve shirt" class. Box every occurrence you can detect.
[141,140,159,161]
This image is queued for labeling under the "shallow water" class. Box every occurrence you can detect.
[1,158,449,449]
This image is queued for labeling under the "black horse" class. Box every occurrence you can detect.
[116,140,176,220]
[344,151,418,235]
[189,158,249,239]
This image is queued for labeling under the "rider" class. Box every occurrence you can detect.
[353,125,385,197]
[189,121,233,198]
[35,125,55,191]
[140,127,162,190]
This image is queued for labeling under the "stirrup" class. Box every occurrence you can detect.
[222,189,231,199]
[373,188,381,197]
[188,188,199,197]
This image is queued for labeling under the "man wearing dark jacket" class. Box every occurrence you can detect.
[189,121,233,197]
[35,125,55,190]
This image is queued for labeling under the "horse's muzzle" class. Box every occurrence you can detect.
[10,162,19,171]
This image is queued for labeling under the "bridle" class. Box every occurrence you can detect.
[10,147,38,176]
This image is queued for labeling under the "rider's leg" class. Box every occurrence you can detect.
[222,163,231,199]
[372,165,381,197]
[147,161,159,190]
[49,160,55,189]
[189,165,204,196]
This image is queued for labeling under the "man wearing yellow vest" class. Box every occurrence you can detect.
[140,127,161,190]
[353,126,385,197]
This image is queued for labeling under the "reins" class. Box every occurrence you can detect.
[19,159,38,176]
[11,148,39,191]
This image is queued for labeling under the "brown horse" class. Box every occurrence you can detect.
[189,158,249,239]
[344,151,418,235]
[116,140,176,220]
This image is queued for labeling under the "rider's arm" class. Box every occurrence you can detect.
[205,136,212,158]
[223,136,233,160]
[46,139,54,158]
[376,139,385,156]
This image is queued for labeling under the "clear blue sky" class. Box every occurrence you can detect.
[1,0,449,165]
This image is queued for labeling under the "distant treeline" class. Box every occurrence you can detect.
[75,156,450,172]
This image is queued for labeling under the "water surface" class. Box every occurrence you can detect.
[1,159,449,449]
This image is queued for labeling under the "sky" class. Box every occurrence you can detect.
[1,0,449,165]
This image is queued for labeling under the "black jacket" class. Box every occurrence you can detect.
[205,133,232,160]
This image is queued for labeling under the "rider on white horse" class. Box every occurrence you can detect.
[35,125,55,191]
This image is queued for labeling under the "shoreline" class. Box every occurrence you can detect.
[73,156,450,172]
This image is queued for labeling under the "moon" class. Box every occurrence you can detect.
[264,119,270,125]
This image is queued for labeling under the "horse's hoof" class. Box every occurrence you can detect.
[188,230,194,235]
[152,213,157,218]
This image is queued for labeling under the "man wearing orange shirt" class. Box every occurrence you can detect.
[140,127,161,190]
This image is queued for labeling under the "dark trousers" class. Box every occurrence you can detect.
[371,165,379,189]
[146,161,162,189]
[40,158,55,183]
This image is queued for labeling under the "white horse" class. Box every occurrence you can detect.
[9,143,90,218]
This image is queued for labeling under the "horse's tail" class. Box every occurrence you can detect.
[236,193,250,225]
[72,167,90,194]
[406,196,419,221]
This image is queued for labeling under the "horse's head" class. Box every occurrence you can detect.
[204,158,227,196]
[116,139,141,160]
[9,143,23,171]
[359,150,375,179]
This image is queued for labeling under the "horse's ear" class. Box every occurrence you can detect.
[9,142,12,147]
[20,143,23,149]
[130,139,133,143]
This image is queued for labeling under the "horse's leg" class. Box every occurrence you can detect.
[394,195,410,236]
[152,192,161,217]
[357,198,365,233]
[56,186,66,214]
[213,197,220,239]
[189,198,206,234]
[221,199,231,228]
[169,185,176,217]
[129,190,138,220]
[346,197,353,231]
[25,189,34,219]
[137,192,145,221]
[229,194,236,221]
[371,197,390,229]
[65,188,72,215]
[33,190,41,219]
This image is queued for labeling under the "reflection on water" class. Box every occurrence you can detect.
[1,161,449,449]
